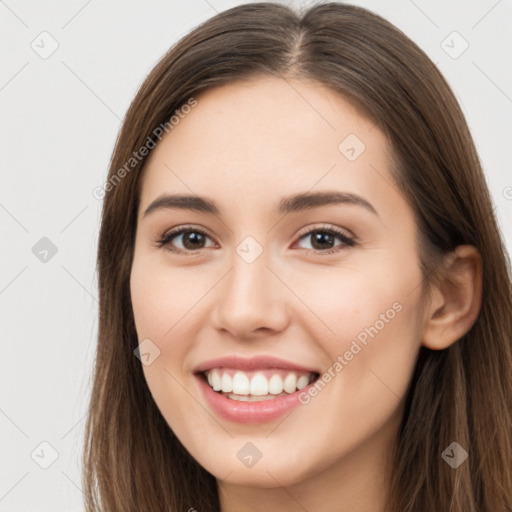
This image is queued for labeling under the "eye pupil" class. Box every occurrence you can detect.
[311,231,334,250]
[183,231,205,249]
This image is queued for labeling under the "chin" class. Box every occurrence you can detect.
[191,442,321,489]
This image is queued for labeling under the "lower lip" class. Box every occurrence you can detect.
[195,374,311,424]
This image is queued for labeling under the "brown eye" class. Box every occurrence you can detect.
[294,226,355,254]
[179,230,207,250]
[156,224,355,256]
[156,227,215,253]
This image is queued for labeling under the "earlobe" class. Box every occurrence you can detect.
[421,245,483,351]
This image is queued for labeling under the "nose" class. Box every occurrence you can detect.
[211,251,291,340]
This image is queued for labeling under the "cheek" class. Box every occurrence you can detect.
[129,257,194,402]
[285,251,421,344]
[130,259,209,342]
[130,261,212,436]
[288,251,424,400]
[330,294,423,426]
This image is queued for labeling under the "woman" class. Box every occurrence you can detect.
[83,2,512,511]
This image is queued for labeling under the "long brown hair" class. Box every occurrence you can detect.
[83,3,512,510]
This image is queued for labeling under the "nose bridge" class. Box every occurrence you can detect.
[212,242,289,337]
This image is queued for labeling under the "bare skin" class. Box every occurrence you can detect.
[129,76,482,511]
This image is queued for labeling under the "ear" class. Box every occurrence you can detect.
[422,245,483,350]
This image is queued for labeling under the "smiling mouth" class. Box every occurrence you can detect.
[199,368,320,402]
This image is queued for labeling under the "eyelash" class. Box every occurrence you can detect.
[154,224,356,256]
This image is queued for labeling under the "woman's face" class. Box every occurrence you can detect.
[130,76,428,490]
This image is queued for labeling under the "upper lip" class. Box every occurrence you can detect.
[194,355,320,374]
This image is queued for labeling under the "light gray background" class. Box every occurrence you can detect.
[1,0,511,510]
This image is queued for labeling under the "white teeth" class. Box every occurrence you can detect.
[268,374,284,395]
[211,370,221,391]
[221,373,233,393]
[283,372,297,393]
[250,374,269,396]
[297,375,309,390]
[205,368,315,397]
[232,371,250,395]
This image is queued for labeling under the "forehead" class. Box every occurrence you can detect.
[139,75,398,220]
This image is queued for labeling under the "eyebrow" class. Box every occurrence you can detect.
[142,190,378,218]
